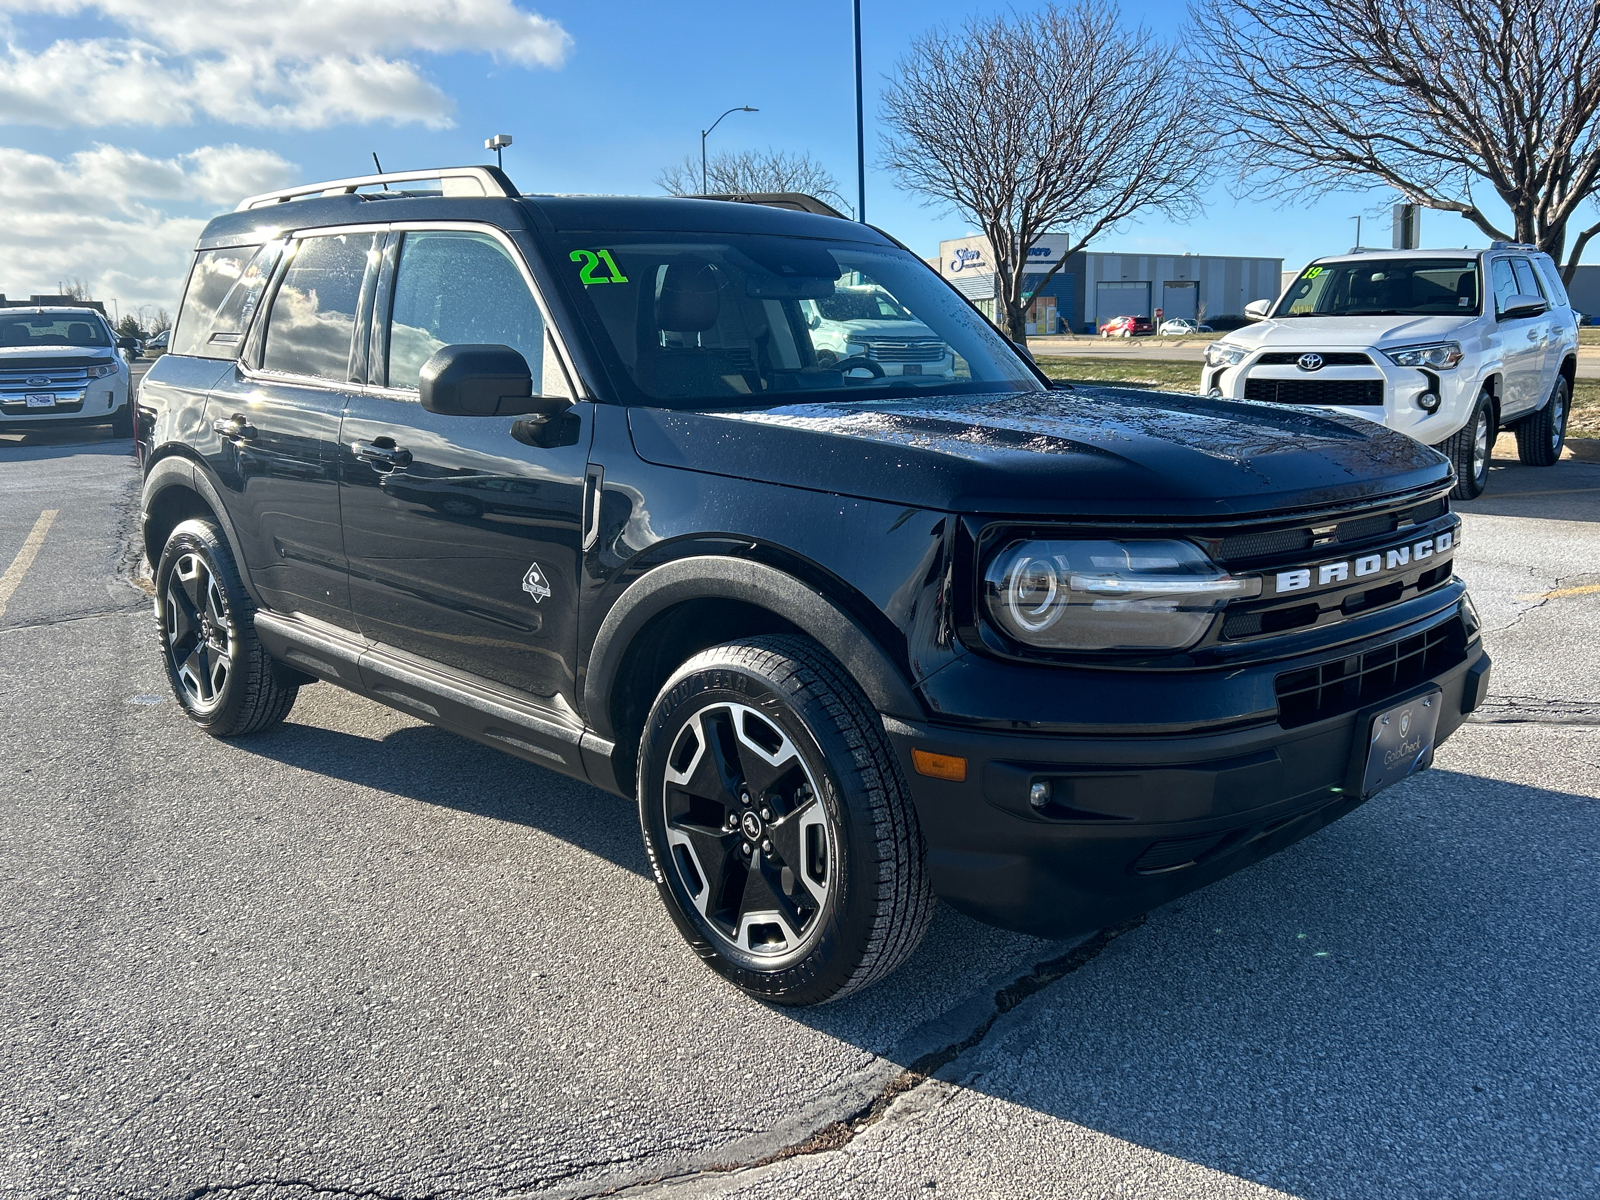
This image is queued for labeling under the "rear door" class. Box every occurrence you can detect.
[1488,256,1545,420]
[1509,256,1557,415]
[339,225,592,706]
[205,230,379,627]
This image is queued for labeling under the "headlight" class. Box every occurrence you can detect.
[845,342,866,359]
[1461,591,1481,642]
[984,539,1262,652]
[85,363,118,379]
[1204,342,1249,368]
[1382,341,1463,369]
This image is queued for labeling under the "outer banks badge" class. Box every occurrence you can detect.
[521,561,552,603]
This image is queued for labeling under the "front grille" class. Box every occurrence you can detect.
[1333,512,1398,543]
[1256,351,1373,366]
[1131,834,1227,874]
[1409,498,1447,524]
[0,367,93,395]
[1218,526,1313,561]
[1244,378,1384,406]
[865,340,946,363]
[1274,619,1466,728]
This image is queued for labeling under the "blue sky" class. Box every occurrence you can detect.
[0,0,1527,316]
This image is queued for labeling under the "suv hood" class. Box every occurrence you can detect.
[823,319,940,339]
[0,347,116,362]
[1221,314,1474,350]
[628,387,1450,518]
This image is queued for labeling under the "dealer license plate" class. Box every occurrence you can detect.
[24,394,56,408]
[1362,690,1441,797]
[901,363,922,375]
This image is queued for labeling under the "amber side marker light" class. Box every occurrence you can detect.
[911,749,968,782]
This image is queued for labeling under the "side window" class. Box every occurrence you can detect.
[1511,257,1545,300]
[386,230,566,397]
[172,243,282,359]
[261,233,376,381]
[1534,257,1571,308]
[1490,258,1519,316]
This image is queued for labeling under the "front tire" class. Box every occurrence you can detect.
[637,635,934,1005]
[155,518,298,737]
[1515,375,1570,467]
[111,402,133,439]
[1444,390,1494,499]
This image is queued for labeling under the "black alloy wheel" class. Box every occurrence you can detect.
[638,636,934,1005]
[1515,375,1570,467]
[155,518,299,737]
[1444,391,1495,500]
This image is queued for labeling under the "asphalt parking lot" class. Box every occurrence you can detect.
[1,424,1595,1200]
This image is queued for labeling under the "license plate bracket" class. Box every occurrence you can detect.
[1361,688,1442,798]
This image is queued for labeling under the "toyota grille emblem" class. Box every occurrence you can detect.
[1297,353,1324,372]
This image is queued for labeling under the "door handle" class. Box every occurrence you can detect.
[212,415,256,442]
[352,439,412,470]
[582,465,604,551]
[1528,329,1541,341]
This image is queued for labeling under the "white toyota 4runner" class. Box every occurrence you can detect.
[1201,245,1578,498]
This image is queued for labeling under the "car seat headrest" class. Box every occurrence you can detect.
[658,259,720,333]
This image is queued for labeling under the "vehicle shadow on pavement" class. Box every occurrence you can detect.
[944,765,1598,1199]
[0,434,133,461]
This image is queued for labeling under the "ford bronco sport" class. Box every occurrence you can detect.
[136,166,1490,1004]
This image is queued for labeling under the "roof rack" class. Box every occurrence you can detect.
[1488,240,1539,252]
[689,192,850,220]
[235,166,514,212]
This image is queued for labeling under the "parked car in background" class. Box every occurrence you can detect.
[0,306,134,437]
[1099,314,1153,337]
[1201,244,1577,499]
[1159,318,1214,336]
[798,285,954,379]
[142,329,170,356]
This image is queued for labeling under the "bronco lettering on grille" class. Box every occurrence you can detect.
[1274,531,1454,594]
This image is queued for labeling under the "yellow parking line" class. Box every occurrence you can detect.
[1516,582,1600,602]
[0,509,57,620]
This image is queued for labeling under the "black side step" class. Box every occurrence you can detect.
[253,610,591,785]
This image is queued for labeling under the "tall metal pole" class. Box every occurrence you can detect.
[853,0,866,223]
[700,106,758,195]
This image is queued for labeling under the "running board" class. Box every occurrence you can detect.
[253,610,594,785]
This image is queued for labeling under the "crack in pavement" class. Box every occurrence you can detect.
[1468,694,1600,726]
[576,917,1148,1200]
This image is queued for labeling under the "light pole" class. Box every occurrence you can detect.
[700,106,757,193]
[853,0,865,224]
[486,134,512,171]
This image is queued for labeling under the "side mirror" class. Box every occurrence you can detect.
[1011,338,1035,361]
[1498,294,1547,320]
[117,336,139,353]
[418,344,568,419]
[806,313,822,330]
[1243,299,1273,321]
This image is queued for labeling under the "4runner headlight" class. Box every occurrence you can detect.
[85,363,118,378]
[1204,342,1248,368]
[983,539,1262,652]
[1382,341,1463,369]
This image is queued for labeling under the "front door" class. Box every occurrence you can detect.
[208,231,378,628]
[339,227,591,706]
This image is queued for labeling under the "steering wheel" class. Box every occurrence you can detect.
[833,355,886,381]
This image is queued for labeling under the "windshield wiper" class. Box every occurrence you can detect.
[1340,309,1403,316]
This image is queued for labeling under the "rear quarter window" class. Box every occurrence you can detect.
[171,242,283,359]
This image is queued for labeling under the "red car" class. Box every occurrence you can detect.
[1098,314,1153,337]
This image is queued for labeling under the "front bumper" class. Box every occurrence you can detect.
[1201,351,1477,446]
[889,622,1490,938]
[0,384,127,432]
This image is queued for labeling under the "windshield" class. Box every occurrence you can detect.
[552,231,1041,408]
[1273,259,1480,318]
[0,313,110,349]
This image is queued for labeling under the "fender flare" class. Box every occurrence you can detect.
[141,452,262,607]
[583,555,924,740]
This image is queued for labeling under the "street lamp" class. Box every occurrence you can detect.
[486,134,513,171]
[700,106,757,193]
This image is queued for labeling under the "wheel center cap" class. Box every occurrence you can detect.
[741,811,763,841]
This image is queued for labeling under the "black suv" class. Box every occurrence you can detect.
[136,166,1490,1005]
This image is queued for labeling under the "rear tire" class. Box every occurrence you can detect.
[155,518,298,737]
[1444,390,1494,500]
[637,635,934,1005]
[1515,375,1570,466]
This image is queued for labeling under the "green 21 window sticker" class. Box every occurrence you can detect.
[570,249,629,285]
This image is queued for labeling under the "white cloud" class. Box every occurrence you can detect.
[0,0,571,128]
[0,143,297,313]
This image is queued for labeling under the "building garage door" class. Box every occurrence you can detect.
[1161,280,1198,321]
[1096,280,1151,325]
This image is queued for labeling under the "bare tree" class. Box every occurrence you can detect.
[656,149,846,206]
[1197,0,1600,281]
[57,278,91,301]
[881,3,1212,342]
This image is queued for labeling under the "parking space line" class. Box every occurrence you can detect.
[1517,582,1600,602]
[0,509,58,620]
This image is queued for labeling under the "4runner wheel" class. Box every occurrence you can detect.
[637,635,934,1005]
[1514,375,1570,467]
[1444,391,1494,499]
[155,518,298,737]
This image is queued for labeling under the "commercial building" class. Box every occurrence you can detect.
[937,235,1282,334]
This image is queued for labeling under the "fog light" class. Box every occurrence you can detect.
[1207,387,1223,398]
[1417,392,1441,412]
[1028,781,1052,811]
[911,749,967,782]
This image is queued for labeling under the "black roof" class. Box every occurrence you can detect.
[196,190,890,251]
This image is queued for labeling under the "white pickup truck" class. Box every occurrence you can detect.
[1201,245,1578,498]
